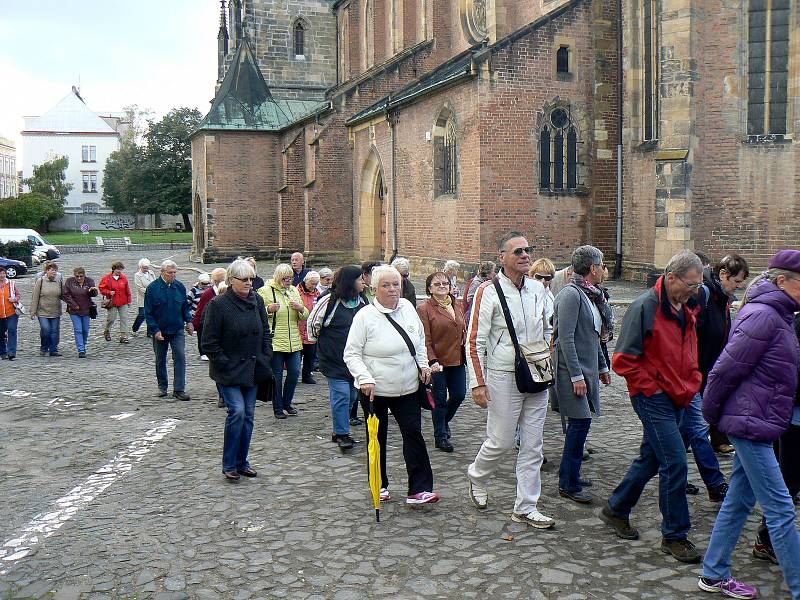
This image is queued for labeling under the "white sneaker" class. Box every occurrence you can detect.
[468,477,488,509]
[406,491,440,504]
[200,355,209,361]
[511,509,555,529]
[380,488,391,502]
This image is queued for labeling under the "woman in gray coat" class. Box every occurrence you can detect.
[552,245,613,504]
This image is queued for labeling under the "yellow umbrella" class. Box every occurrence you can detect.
[367,398,381,522]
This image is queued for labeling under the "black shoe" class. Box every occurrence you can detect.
[217,397,225,408]
[349,417,363,426]
[50,351,62,357]
[78,351,86,358]
[0,355,6,360]
[274,412,287,419]
[223,470,240,481]
[6,355,14,360]
[753,541,779,564]
[600,505,639,540]
[708,482,728,503]
[285,406,298,416]
[542,455,548,465]
[686,482,700,495]
[337,435,354,451]
[302,376,317,384]
[559,488,593,504]
[661,538,703,563]
[157,389,168,398]
[173,391,191,401]
[435,438,454,453]
[238,467,257,477]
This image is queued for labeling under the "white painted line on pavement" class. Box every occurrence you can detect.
[109,412,135,421]
[0,418,180,573]
[1,390,32,398]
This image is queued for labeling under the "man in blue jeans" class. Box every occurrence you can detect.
[679,393,728,501]
[144,260,194,401]
[603,251,706,564]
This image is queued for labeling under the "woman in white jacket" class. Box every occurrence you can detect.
[344,265,440,505]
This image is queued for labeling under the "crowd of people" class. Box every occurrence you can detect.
[2,237,799,598]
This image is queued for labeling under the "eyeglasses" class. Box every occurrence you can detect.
[503,246,535,257]
[675,274,702,290]
[534,274,554,281]
[233,276,255,282]
[430,281,450,288]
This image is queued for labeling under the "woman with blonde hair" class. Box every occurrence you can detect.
[259,263,309,419]
[529,258,557,315]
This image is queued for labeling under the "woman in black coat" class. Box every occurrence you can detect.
[202,259,273,481]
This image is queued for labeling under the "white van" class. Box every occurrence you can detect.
[0,229,61,260]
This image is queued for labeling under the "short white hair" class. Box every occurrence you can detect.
[161,259,178,271]
[138,258,151,268]
[391,257,410,274]
[210,267,227,283]
[304,270,320,283]
[444,260,460,272]
[318,267,333,278]
[198,272,211,284]
[226,259,256,284]
[372,265,402,289]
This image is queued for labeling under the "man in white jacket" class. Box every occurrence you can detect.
[466,231,555,528]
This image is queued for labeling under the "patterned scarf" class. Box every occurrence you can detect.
[571,272,615,342]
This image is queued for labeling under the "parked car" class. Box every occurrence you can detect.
[0,257,28,278]
[0,228,60,260]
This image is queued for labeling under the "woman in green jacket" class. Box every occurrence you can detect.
[259,263,309,419]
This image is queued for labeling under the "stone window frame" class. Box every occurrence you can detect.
[81,171,98,193]
[460,0,488,44]
[292,17,310,61]
[363,0,375,70]
[742,0,797,144]
[553,36,575,81]
[81,202,100,214]
[641,0,659,143]
[432,106,459,200]
[534,100,590,196]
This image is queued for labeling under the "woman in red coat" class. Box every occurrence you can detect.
[99,261,133,343]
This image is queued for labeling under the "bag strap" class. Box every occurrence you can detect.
[270,287,277,334]
[384,313,423,373]
[321,295,339,329]
[492,277,522,355]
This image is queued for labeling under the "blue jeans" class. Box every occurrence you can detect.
[38,316,60,353]
[0,315,18,357]
[153,331,186,392]
[69,314,91,353]
[608,392,690,540]
[329,377,358,435]
[270,351,301,413]
[679,393,725,489]
[559,417,592,493]
[220,384,257,472]
[431,365,467,440]
[703,436,800,598]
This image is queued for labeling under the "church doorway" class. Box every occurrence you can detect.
[358,150,385,260]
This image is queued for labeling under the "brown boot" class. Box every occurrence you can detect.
[103,330,111,341]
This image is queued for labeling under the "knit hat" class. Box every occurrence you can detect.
[768,250,800,274]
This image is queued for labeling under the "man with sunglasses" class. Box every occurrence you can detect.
[467,231,555,529]
[602,250,705,563]
[145,260,195,401]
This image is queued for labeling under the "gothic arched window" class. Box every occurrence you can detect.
[294,21,306,58]
[433,109,458,197]
[540,107,579,192]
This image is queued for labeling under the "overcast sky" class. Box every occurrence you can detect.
[0,0,220,165]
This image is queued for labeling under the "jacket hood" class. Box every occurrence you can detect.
[746,277,799,318]
[703,268,726,297]
[268,279,290,293]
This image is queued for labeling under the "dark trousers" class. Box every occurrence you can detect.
[758,423,800,549]
[710,424,731,450]
[301,343,317,381]
[431,365,466,440]
[132,307,146,333]
[360,392,434,495]
[196,323,204,355]
[559,417,592,493]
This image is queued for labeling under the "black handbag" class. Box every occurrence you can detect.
[492,278,554,394]
[88,303,98,319]
[384,314,435,410]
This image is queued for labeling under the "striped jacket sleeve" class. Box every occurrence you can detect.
[467,281,493,389]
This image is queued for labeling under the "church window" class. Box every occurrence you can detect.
[81,202,100,214]
[433,109,458,197]
[747,0,790,135]
[642,0,658,141]
[556,46,570,73]
[294,21,305,58]
[364,0,375,69]
[540,108,579,192]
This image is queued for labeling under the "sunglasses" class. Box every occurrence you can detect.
[233,276,255,282]
[504,246,535,257]
[534,274,554,281]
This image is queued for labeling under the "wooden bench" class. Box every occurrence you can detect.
[138,228,168,236]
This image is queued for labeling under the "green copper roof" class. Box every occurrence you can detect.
[196,39,328,133]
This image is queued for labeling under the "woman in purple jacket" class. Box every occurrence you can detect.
[700,250,800,600]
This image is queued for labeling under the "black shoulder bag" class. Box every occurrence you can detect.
[492,278,554,394]
[384,314,435,410]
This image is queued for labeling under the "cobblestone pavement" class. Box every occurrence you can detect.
[1,251,796,599]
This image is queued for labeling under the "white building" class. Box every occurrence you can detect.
[0,136,17,198]
[21,87,125,216]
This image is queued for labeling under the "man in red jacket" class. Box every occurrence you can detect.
[600,250,705,564]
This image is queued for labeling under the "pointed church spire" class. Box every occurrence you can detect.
[217,0,229,82]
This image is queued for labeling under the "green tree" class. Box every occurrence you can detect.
[0,192,64,231]
[119,104,153,148]
[23,156,73,204]
[103,144,145,215]
[140,107,201,231]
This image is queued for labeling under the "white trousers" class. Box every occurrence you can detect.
[468,369,548,515]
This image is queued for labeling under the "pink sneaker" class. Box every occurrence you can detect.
[698,577,758,599]
[406,491,440,505]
